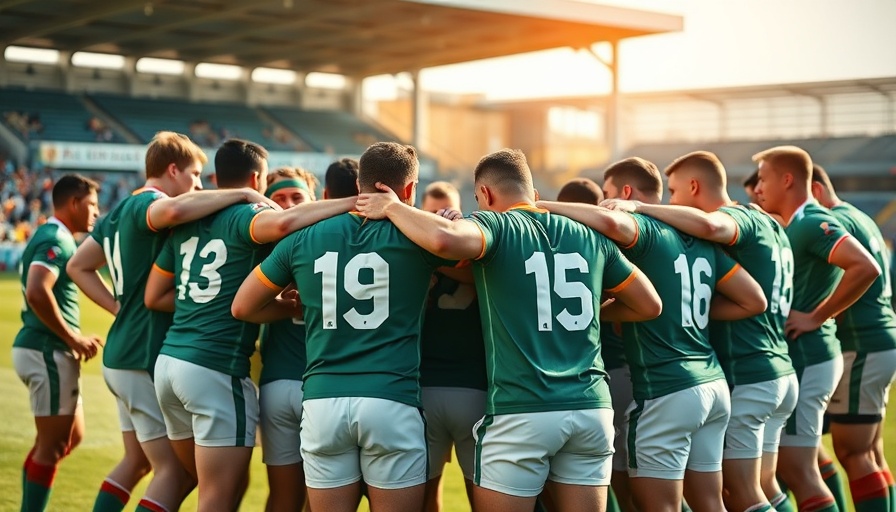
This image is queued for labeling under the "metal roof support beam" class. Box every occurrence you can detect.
[411,70,427,152]
[0,0,149,45]
[586,42,619,162]
[786,88,829,137]
[860,81,895,133]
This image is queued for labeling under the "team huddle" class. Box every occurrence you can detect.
[12,131,896,512]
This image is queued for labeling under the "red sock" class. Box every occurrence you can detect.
[884,469,895,486]
[25,459,57,488]
[99,479,131,505]
[23,447,35,472]
[799,496,836,512]
[136,498,168,512]
[850,471,890,501]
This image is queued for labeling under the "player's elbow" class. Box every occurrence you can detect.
[644,296,663,319]
[745,291,768,317]
[231,296,253,322]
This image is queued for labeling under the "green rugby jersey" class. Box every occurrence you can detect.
[785,201,850,368]
[156,202,273,379]
[601,322,626,371]
[90,187,173,371]
[712,205,795,385]
[621,215,732,401]
[257,212,452,408]
[830,202,896,353]
[259,317,307,385]
[14,218,79,353]
[420,271,487,390]
[468,205,635,415]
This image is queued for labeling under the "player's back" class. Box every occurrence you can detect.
[159,202,272,379]
[830,202,896,352]
[711,205,794,385]
[92,187,173,371]
[269,212,450,408]
[620,215,729,400]
[15,220,79,351]
[469,206,635,415]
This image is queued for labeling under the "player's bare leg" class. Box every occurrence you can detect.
[759,451,786,502]
[630,477,682,512]
[169,438,197,482]
[194,445,251,512]
[777,446,835,507]
[423,476,444,512]
[265,463,306,512]
[611,471,635,511]
[367,483,426,512]
[544,481,607,512]
[723,458,769,511]
[140,436,196,510]
[473,486,538,512]
[683,470,725,512]
[108,432,152,485]
[833,421,891,510]
[307,482,363,512]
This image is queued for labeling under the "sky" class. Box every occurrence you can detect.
[364,0,896,101]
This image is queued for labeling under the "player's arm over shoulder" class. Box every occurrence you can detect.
[536,200,637,247]
[146,188,269,231]
[248,196,355,244]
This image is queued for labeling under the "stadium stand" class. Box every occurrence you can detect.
[87,93,309,151]
[261,107,399,155]
[0,87,124,144]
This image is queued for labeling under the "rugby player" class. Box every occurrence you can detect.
[811,164,896,512]
[754,146,881,512]
[14,174,101,512]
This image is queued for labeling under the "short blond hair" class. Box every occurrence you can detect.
[665,151,726,189]
[145,131,207,179]
[752,145,812,183]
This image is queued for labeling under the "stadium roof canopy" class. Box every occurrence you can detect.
[0,0,682,77]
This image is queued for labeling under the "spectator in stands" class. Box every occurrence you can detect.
[743,169,760,203]
[86,117,114,142]
[324,157,360,199]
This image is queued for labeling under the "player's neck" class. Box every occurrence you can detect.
[704,192,731,211]
[51,212,77,234]
[780,190,811,225]
[143,177,174,196]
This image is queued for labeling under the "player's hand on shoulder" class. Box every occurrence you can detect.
[436,209,463,221]
[355,182,400,220]
[243,188,283,211]
[600,199,640,213]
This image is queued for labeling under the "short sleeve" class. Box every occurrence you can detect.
[720,206,751,247]
[713,244,740,284]
[600,236,636,292]
[621,214,653,260]
[153,236,175,275]
[804,212,850,263]
[135,190,167,233]
[467,211,500,264]
[89,215,106,244]
[232,203,275,245]
[258,232,299,290]
[30,237,65,276]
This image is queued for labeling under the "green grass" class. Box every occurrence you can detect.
[0,273,469,511]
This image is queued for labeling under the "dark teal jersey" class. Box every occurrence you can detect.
[712,205,795,385]
[830,202,896,353]
[785,201,850,368]
[156,202,273,378]
[258,212,452,408]
[14,219,79,353]
[469,205,635,415]
[259,317,307,385]
[420,271,487,390]
[621,215,732,401]
[90,187,173,371]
